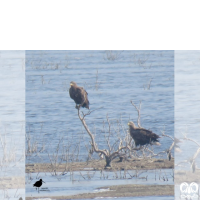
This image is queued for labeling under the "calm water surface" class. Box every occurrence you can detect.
[26,169,173,198]
[5,50,200,200]
[26,50,174,164]
[25,50,174,198]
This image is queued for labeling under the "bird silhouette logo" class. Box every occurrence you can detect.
[180,182,199,199]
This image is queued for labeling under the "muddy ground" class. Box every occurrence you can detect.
[24,158,174,199]
[26,184,174,200]
[26,157,174,173]
[0,158,173,190]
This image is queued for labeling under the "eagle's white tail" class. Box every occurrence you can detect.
[152,142,161,146]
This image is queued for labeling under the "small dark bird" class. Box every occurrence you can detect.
[128,121,160,147]
[33,179,45,192]
[69,81,89,109]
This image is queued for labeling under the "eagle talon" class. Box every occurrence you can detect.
[75,105,79,109]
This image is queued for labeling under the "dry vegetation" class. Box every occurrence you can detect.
[25,51,177,199]
[175,131,200,180]
[0,131,24,200]
[25,99,175,176]
[75,99,175,169]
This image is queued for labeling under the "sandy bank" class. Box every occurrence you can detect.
[26,184,174,200]
[26,158,174,173]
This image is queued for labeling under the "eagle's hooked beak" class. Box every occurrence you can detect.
[127,122,130,125]
[70,83,73,86]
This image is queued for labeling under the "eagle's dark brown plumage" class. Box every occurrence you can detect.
[128,121,160,147]
[69,81,89,109]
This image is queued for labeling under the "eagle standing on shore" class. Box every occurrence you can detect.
[128,121,160,147]
[69,81,90,109]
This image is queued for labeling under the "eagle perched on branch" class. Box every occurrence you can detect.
[69,81,89,109]
[128,121,160,147]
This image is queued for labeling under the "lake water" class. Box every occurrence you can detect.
[26,169,174,198]
[25,50,174,199]
[26,50,174,164]
[0,51,25,199]
[0,50,199,199]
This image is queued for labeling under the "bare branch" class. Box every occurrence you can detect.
[182,136,200,172]
[161,129,174,141]
[77,107,134,168]
[183,137,200,147]
[130,100,142,128]
[82,107,103,119]
[78,108,108,157]
[145,148,166,158]
[104,135,111,153]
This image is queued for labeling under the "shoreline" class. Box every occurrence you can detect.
[26,158,174,173]
[26,184,174,200]
[25,158,174,199]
